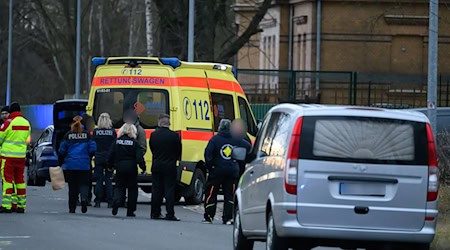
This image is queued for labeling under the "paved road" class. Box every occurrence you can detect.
[0,185,339,250]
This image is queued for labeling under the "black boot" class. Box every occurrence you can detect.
[0,207,12,213]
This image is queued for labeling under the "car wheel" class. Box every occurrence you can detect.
[266,211,288,250]
[233,205,254,250]
[184,169,205,205]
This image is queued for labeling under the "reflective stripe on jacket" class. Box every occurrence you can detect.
[0,112,31,159]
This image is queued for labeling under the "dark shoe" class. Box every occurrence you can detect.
[202,218,213,224]
[81,201,88,214]
[0,207,12,213]
[16,208,25,214]
[11,207,17,213]
[69,209,75,214]
[127,212,136,217]
[112,206,118,216]
[94,202,101,208]
[151,214,165,220]
[166,216,180,221]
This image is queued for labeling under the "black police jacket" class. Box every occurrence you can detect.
[149,127,181,175]
[108,135,146,173]
[92,128,117,164]
[204,131,242,178]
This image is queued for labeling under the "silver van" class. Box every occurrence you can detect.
[233,104,439,250]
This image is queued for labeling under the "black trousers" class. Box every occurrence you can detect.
[113,170,138,214]
[65,170,91,211]
[204,175,237,222]
[151,172,176,218]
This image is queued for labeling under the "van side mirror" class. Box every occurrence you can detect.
[232,147,247,161]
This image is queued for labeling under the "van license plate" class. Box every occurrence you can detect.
[339,183,386,197]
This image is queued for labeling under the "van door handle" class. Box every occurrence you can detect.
[354,206,369,214]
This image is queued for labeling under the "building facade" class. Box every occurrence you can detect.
[234,0,450,105]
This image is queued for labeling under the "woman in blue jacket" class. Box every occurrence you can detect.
[59,116,96,214]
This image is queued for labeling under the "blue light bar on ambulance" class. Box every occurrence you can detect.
[92,57,107,67]
[231,67,237,79]
[160,58,181,68]
[213,64,228,71]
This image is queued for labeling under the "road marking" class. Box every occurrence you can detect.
[0,236,31,239]
[0,240,12,245]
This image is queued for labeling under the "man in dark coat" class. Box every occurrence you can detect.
[149,114,181,221]
[0,106,9,126]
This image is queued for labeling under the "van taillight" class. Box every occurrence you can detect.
[426,124,439,202]
[285,117,303,195]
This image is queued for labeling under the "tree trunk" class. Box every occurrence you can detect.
[128,1,137,56]
[145,0,153,57]
[97,0,104,56]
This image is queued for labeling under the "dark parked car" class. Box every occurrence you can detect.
[26,126,58,186]
[27,99,88,186]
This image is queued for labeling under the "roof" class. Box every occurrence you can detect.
[54,99,88,104]
[269,104,429,123]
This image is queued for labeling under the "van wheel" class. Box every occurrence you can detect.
[233,205,254,250]
[266,211,288,250]
[184,169,205,205]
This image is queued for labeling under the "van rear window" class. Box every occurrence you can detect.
[299,116,428,165]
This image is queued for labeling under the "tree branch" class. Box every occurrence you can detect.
[215,0,271,63]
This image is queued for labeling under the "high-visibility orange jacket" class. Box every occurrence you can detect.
[0,112,31,158]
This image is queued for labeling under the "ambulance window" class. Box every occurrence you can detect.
[93,88,169,129]
[238,97,258,137]
[211,93,235,132]
[136,91,169,129]
[94,91,124,128]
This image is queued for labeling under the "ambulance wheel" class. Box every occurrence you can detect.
[184,169,205,205]
[140,186,152,193]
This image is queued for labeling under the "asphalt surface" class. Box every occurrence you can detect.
[0,185,341,250]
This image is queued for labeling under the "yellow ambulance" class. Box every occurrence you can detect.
[87,57,258,204]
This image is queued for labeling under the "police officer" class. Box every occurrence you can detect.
[92,113,117,208]
[231,119,252,177]
[150,114,181,221]
[108,123,146,217]
[59,116,96,214]
[203,119,240,224]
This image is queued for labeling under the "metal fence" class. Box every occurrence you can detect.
[237,69,450,108]
[236,69,353,104]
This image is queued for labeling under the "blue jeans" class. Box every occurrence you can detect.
[94,163,113,204]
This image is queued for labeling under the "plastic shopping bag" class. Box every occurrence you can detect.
[49,166,65,191]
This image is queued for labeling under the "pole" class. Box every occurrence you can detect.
[6,0,13,105]
[187,0,194,62]
[315,0,321,96]
[427,0,438,133]
[75,0,81,99]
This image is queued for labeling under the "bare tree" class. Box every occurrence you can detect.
[215,0,271,63]
[145,0,153,56]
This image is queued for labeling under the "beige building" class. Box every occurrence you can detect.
[234,0,450,105]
